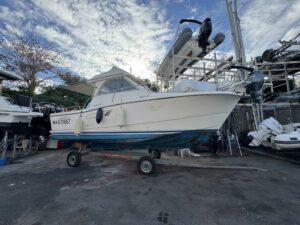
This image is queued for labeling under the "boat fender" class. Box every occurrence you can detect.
[96,108,103,124]
[74,117,83,135]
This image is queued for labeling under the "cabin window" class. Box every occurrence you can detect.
[98,78,136,95]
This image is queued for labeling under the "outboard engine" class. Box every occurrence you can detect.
[179,17,212,53]
[229,65,264,102]
[246,70,264,102]
[248,117,283,147]
[198,18,212,53]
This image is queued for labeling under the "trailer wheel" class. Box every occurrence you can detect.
[148,149,161,159]
[137,156,156,175]
[67,151,81,167]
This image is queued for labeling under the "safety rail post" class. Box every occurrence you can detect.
[214,53,218,83]
[171,46,176,91]
[269,70,273,93]
[284,63,290,92]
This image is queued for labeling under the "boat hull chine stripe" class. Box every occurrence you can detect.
[51,130,216,148]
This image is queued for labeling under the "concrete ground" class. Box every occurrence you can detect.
[0,150,299,225]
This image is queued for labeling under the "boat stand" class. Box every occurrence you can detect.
[1,131,8,160]
[0,132,39,163]
[227,112,243,157]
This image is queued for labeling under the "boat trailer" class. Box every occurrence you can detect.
[65,143,266,175]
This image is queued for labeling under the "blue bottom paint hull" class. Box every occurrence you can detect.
[51,130,216,150]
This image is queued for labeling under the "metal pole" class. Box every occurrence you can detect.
[257,103,261,124]
[234,130,243,157]
[260,102,264,121]
[226,0,240,61]
[12,135,17,160]
[171,45,176,92]
[274,105,277,120]
[227,129,233,156]
[269,70,273,93]
[234,0,246,64]
[214,53,218,82]
[29,137,32,155]
[251,103,258,130]
[171,46,176,80]
[292,74,296,91]
[284,63,290,92]
[227,116,233,156]
[289,103,293,123]
[1,131,8,159]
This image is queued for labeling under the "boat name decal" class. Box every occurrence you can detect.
[52,118,71,125]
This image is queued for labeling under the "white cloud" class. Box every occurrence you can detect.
[187,3,200,18]
[35,26,74,46]
[1,0,172,80]
[239,0,300,58]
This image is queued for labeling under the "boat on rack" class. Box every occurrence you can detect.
[50,66,240,149]
[0,69,62,137]
[0,69,44,136]
[158,18,225,81]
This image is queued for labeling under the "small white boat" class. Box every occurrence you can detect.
[50,66,240,149]
[248,117,300,150]
[274,129,300,150]
[0,69,43,135]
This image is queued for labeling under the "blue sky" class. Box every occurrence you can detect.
[0,0,299,80]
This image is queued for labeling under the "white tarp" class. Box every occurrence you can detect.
[169,79,217,92]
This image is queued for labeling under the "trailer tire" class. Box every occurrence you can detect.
[67,151,81,167]
[137,156,156,175]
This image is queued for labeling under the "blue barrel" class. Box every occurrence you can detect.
[0,159,7,166]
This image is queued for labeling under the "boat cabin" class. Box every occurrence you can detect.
[68,66,151,109]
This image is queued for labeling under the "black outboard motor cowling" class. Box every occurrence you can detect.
[179,17,212,53]
[198,18,212,53]
[246,70,264,102]
[229,65,264,102]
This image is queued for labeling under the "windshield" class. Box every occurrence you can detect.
[97,77,137,95]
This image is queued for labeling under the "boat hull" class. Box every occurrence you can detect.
[51,92,240,149]
[0,112,32,124]
[274,131,300,150]
[0,111,48,136]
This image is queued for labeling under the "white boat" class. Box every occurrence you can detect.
[248,117,300,150]
[0,69,43,135]
[50,66,240,149]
